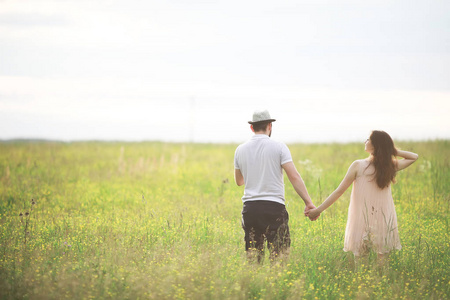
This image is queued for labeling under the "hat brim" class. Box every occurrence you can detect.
[248,119,276,125]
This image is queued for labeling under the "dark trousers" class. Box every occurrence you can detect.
[241,200,290,262]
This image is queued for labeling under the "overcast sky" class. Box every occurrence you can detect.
[1,0,449,143]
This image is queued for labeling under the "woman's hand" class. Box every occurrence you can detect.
[304,203,320,221]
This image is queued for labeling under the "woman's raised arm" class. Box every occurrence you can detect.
[396,150,419,171]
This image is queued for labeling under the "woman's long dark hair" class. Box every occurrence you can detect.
[369,130,398,189]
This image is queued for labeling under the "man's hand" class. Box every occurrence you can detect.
[304,203,320,221]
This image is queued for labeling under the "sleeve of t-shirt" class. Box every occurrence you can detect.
[234,147,240,169]
[280,143,293,165]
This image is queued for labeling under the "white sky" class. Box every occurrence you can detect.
[1,0,449,143]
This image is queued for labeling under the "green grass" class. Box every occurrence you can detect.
[0,140,449,299]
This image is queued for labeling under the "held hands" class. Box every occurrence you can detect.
[306,208,321,220]
[304,203,320,221]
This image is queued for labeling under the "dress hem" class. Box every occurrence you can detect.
[343,246,402,257]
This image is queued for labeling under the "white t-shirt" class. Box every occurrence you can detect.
[234,134,293,204]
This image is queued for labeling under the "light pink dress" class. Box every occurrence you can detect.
[344,159,401,256]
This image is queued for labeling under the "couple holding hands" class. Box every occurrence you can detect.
[234,110,418,263]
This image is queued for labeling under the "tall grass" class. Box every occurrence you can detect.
[0,140,448,299]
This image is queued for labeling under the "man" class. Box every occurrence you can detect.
[234,109,318,263]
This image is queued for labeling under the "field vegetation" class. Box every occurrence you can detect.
[0,140,448,299]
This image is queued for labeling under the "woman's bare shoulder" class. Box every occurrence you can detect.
[352,159,368,166]
[352,159,370,177]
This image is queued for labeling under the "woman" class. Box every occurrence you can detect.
[306,131,418,258]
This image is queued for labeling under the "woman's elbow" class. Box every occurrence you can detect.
[335,184,350,196]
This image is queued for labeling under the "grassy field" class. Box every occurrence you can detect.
[0,140,448,299]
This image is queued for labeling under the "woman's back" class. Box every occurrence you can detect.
[344,159,401,256]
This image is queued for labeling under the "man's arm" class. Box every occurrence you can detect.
[235,169,244,186]
[282,161,317,217]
